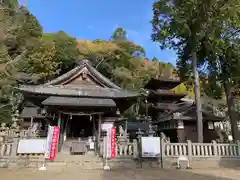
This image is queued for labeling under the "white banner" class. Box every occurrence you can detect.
[44,126,54,159]
[106,128,111,158]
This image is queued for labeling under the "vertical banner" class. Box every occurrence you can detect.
[105,127,116,159]
[106,128,111,158]
[49,126,60,160]
[44,126,60,160]
[110,127,116,158]
[44,126,54,159]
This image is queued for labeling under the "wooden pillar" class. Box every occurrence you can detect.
[97,115,102,150]
[57,112,62,152]
[92,115,96,138]
[30,117,33,127]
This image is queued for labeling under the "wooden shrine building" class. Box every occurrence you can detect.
[144,78,224,143]
[16,60,139,153]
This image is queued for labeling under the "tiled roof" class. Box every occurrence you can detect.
[17,85,138,98]
[42,96,116,107]
[16,60,139,99]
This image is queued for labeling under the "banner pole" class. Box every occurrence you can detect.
[39,159,47,171]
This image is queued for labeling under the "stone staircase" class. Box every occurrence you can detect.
[53,152,103,169]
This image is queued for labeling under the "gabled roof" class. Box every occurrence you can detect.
[17,85,138,98]
[16,60,139,99]
[44,59,121,90]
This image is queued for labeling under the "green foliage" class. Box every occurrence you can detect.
[0,1,42,124]
[22,37,59,78]
[42,31,79,73]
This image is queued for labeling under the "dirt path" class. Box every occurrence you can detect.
[187,168,240,180]
[0,167,234,180]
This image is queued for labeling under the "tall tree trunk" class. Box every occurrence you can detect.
[192,51,203,142]
[223,80,239,140]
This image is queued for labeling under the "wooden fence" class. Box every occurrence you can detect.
[164,140,240,158]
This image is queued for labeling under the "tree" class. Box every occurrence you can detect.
[0,1,42,124]
[42,31,79,73]
[151,0,240,142]
[0,3,42,77]
[199,38,240,140]
[21,37,59,79]
[111,28,127,41]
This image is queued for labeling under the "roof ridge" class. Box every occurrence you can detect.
[42,59,122,90]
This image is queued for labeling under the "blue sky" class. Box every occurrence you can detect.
[19,0,177,64]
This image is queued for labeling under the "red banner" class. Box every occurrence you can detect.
[49,126,60,160]
[110,127,116,158]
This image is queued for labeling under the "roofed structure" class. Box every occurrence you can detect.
[144,78,187,103]
[16,60,139,112]
[144,78,181,90]
[143,77,224,143]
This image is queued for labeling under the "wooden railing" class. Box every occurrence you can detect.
[117,139,138,157]
[101,138,138,158]
[101,138,240,159]
[164,140,240,158]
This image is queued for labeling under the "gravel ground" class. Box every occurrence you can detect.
[0,167,235,180]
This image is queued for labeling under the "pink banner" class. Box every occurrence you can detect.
[49,126,60,160]
[110,128,116,159]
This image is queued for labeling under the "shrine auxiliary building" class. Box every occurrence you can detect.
[16,60,139,153]
[145,78,224,143]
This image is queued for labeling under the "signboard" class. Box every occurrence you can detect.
[17,139,46,154]
[101,123,113,131]
[44,126,60,160]
[105,127,116,159]
[141,137,160,158]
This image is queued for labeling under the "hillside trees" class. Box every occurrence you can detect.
[0,1,43,124]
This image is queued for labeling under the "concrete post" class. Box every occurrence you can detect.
[236,140,240,156]
[161,138,165,158]
[187,140,192,160]
[212,140,217,156]
[10,138,19,157]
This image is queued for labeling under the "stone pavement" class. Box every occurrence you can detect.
[0,167,235,180]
